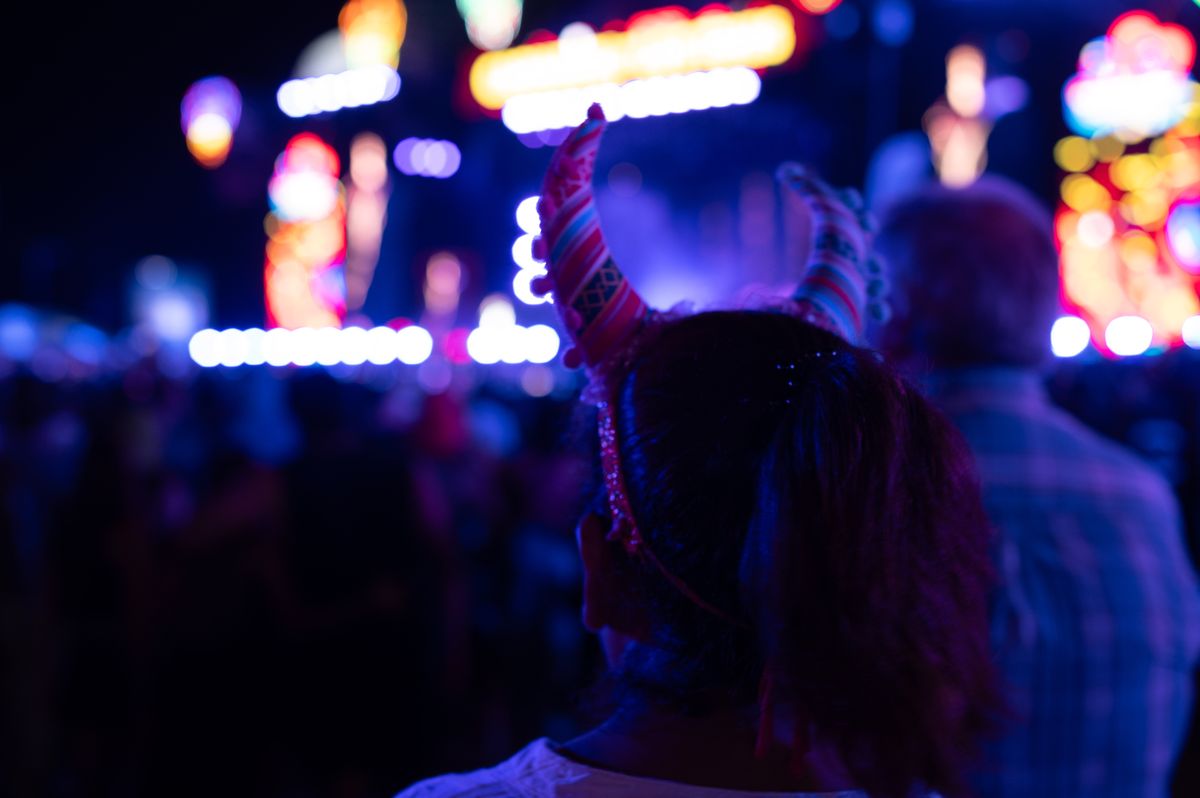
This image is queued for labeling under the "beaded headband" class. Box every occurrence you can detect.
[534,104,885,625]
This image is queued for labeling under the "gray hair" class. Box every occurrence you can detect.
[876,177,1060,369]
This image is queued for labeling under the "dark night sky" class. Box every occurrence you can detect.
[4,0,1191,329]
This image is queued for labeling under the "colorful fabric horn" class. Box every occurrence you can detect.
[776,163,889,344]
[534,105,746,628]
[534,104,648,370]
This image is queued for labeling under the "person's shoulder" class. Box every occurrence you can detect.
[1049,411,1176,500]
[394,772,519,798]
[393,739,556,798]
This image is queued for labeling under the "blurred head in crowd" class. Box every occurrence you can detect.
[875,177,1059,372]
[578,310,1001,797]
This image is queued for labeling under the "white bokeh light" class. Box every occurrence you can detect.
[1104,315,1154,357]
[515,196,541,234]
[524,325,560,364]
[364,326,398,365]
[188,329,221,368]
[1182,315,1200,350]
[396,325,434,365]
[501,68,762,135]
[1050,316,1091,358]
[277,65,401,118]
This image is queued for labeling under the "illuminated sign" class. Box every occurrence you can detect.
[468,4,797,133]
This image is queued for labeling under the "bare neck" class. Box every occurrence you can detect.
[560,705,857,794]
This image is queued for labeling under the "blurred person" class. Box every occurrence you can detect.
[877,177,1200,798]
[399,107,1002,798]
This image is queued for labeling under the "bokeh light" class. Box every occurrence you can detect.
[1166,200,1200,274]
[339,0,407,70]
[464,307,559,366]
[1183,315,1200,348]
[346,132,391,312]
[1054,136,1095,173]
[265,135,347,330]
[424,252,464,316]
[793,0,842,14]
[501,67,762,135]
[1051,316,1092,357]
[277,65,401,118]
[181,76,241,168]
[946,45,986,119]
[469,4,796,113]
[187,325,437,368]
[1063,11,1197,140]
[510,196,549,306]
[456,0,523,51]
[873,0,914,48]
[1104,315,1154,356]
[393,138,462,178]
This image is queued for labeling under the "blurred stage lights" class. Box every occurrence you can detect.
[393,138,462,178]
[277,65,401,118]
[1050,316,1092,358]
[1054,11,1200,355]
[187,324,559,368]
[188,325,433,368]
[501,67,762,135]
[468,5,795,112]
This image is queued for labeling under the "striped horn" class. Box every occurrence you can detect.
[534,104,649,369]
[776,162,888,344]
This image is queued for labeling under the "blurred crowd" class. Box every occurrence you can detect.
[0,361,603,798]
[0,347,1198,798]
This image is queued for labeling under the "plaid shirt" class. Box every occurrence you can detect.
[926,368,1200,798]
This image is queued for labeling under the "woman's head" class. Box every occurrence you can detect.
[578,309,1000,797]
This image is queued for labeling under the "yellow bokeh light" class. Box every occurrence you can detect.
[1062,243,1124,319]
[186,112,233,168]
[1090,136,1125,163]
[1055,136,1095,173]
[1119,232,1159,272]
[1119,189,1170,229]
[1056,210,1080,244]
[1162,150,1200,188]
[1061,174,1111,212]
[339,0,407,69]
[1110,154,1161,191]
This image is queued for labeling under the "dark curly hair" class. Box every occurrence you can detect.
[596,309,1001,798]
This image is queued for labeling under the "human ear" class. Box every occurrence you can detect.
[576,512,651,641]
[577,512,616,633]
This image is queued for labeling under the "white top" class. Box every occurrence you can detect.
[396,738,867,798]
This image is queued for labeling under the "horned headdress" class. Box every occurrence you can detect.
[533,104,886,622]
